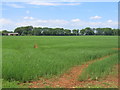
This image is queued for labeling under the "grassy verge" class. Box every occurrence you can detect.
[2,80,28,88]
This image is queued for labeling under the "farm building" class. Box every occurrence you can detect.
[7,33,19,36]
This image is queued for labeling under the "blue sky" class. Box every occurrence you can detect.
[0,2,118,31]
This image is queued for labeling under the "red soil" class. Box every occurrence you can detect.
[23,55,118,88]
[112,48,120,50]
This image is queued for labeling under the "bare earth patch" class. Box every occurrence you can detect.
[112,48,120,50]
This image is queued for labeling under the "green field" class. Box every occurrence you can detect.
[2,36,118,87]
[79,54,118,81]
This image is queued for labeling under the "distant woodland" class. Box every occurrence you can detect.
[1,26,119,36]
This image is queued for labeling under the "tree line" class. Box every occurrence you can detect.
[1,26,119,36]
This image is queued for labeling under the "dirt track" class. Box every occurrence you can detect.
[23,54,118,88]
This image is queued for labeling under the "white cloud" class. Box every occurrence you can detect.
[15,19,118,30]
[16,19,69,28]
[0,18,118,31]
[107,20,112,23]
[0,18,13,25]
[71,19,80,22]
[90,16,102,20]
[6,3,25,8]
[87,21,117,28]
[23,16,34,20]
[0,18,15,30]
[28,2,81,6]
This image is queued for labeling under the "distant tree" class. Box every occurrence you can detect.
[47,27,54,35]
[118,29,120,36]
[14,27,24,35]
[2,30,9,33]
[80,29,85,35]
[42,27,51,35]
[2,30,8,36]
[112,29,118,35]
[64,29,71,35]
[50,28,57,35]
[72,29,79,36]
[2,30,13,35]
[12,26,118,36]
[85,27,94,35]
[14,26,33,35]
[33,27,42,36]
[103,28,113,35]
[54,28,64,35]
[24,26,33,35]
[95,28,104,35]
[0,31,2,36]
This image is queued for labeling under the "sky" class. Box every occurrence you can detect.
[0,2,118,31]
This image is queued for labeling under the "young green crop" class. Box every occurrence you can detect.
[2,36,118,82]
[2,80,27,88]
[79,54,118,81]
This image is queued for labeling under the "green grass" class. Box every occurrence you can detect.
[79,54,118,81]
[2,36,118,82]
[2,80,27,88]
